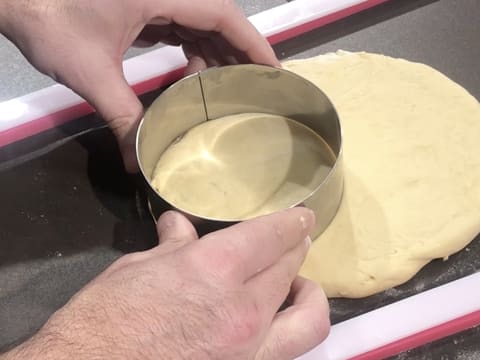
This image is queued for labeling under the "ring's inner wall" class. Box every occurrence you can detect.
[151,113,336,219]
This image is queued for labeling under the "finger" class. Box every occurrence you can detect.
[107,211,199,272]
[133,24,172,47]
[246,234,311,316]
[185,55,208,75]
[196,207,315,282]
[183,37,224,68]
[212,34,247,65]
[63,51,142,173]
[159,34,184,46]
[154,210,199,254]
[256,277,330,360]
[134,36,182,47]
[146,0,280,67]
[179,28,212,39]
[174,25,201,42]
[198,38,223,67]
[183,42,208,75]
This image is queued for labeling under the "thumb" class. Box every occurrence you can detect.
[154,211,199,255]
[64,52,143,173]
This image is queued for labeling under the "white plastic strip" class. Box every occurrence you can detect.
[298,272,480,359]
[250,0,370,37]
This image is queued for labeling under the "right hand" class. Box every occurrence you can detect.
[5,208,329,360]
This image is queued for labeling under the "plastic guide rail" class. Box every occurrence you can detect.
[2,1,479,358]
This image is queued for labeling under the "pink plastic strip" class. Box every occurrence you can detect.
[297,272,480,360]
[352,310,480,360]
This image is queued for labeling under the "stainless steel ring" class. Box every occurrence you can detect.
[136,64,344,238]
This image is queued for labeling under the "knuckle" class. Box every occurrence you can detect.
[112,252,143,268]
[220,297,262,346]
[181,244,228,279]
[218,0,235,10]
[162,235,185,248]
[277,275,293,295]
[179,246,207,272]
[109,111,139,133]
[100,252,146,278]
[271,222,286,246]
[158,210,178,226]
[213,242,242,274]
[211,0,238,29]
[264,276,291,307]
[310,300,331,343]
[311,315,330,344]
[194,236,244,281]
[106,97,143,132]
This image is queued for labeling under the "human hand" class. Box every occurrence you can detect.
[0,0,279,172]
[3,208,329,360]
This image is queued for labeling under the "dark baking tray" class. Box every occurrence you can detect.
[1,0,479,357]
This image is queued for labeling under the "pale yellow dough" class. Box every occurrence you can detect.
[283,51,480,297]
[152,113,334,219]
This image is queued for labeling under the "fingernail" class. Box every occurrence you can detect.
[162,211,178,229]
[299,209,315,230]
[299,216,307,230]
[305,236,312,247]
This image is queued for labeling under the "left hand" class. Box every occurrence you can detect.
[1,0,279,172]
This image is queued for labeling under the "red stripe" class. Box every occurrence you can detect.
[0,102,94,147]
[350,310,480,360]
[267,0,391,45]
[130,67,185,96]
[0,0,389,147]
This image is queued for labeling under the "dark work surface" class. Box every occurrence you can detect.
[1,0,480,358]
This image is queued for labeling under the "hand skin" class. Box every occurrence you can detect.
[0,0,280,172]
[0,3,328,358]
[0,208,329,360]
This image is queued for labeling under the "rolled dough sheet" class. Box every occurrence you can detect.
[283,51,480,298]
[151,113,334,219]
